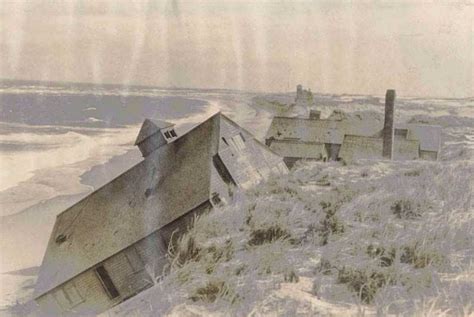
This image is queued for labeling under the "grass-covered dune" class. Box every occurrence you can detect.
[110,158,473,316]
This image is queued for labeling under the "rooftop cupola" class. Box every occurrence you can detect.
[134,119,178,157]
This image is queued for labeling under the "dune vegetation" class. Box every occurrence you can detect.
[113,157,473,316]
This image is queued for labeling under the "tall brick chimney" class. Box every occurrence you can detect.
[382,89,396,159]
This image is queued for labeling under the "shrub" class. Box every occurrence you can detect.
[248,226,290,246]
[190,280,235,303]
[366,245,396,267]
[319,201,345,245]
[337,267,392,304]
[391,199,421,219]
[170,235,201,268]
[400,245,445,269]
[404,169,421,177]
[284,270,299,283]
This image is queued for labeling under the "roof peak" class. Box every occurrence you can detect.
[145,118,175,129]
[134,118,176,145]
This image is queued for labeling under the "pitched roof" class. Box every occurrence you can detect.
[217,114,287,188]
[265,116,382,145]
[134,119,175,145]
[220,114,282,158]
[35,114,220,298]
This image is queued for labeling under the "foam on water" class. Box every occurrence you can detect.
[0,124,140,216]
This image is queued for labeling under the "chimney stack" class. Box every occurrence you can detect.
[382,89,396,159]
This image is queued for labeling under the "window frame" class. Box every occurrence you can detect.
[95,265,120,300]
[52,282,85,309]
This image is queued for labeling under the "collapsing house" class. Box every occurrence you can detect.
[265,88,441,167]
[34,113,287,316]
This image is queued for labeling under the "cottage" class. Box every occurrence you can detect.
[265,88,441,167]
[34,112,287,316]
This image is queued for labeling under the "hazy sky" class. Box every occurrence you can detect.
[0,0,472,97]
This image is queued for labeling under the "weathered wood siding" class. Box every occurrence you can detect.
[36,201,211,316]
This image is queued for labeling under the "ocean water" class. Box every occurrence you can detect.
[0,81,223,215]
[0,81,472,308]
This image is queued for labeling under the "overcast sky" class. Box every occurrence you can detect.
[0,0,472,97]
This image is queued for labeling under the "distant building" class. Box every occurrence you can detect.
[294,85,314,117]
[265,88,441,167]
[295,84,313,105]
[34,113,287,316]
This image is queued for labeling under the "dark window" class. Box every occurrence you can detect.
[221,137,229,145]
[239,132,246,142]
[170,129,177,137]
[164,131,171,139]
[95,265,120,299]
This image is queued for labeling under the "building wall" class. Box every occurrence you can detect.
[339,135,420,162]
[36,202,211,316]
[268,140,328,168]
[420,150,438,161]
[393,137,420,161]
[339,135,383,162]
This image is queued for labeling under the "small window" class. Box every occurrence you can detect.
[53,288,69,309]
[53,284,84,309]
[64,284,84,307]
[95,265,120,299]
[221,137,229,146]
[164,131,171,139]
[170,129,177,137]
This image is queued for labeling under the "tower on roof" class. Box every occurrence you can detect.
[134,119,178,157]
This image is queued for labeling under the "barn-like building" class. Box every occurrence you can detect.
[265,89,441,167]
[34,112,287,316]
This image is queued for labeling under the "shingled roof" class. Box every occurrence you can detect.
[35,113,220,298]
[265,116,382,145]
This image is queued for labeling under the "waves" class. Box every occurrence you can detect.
[0,124,140,216]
